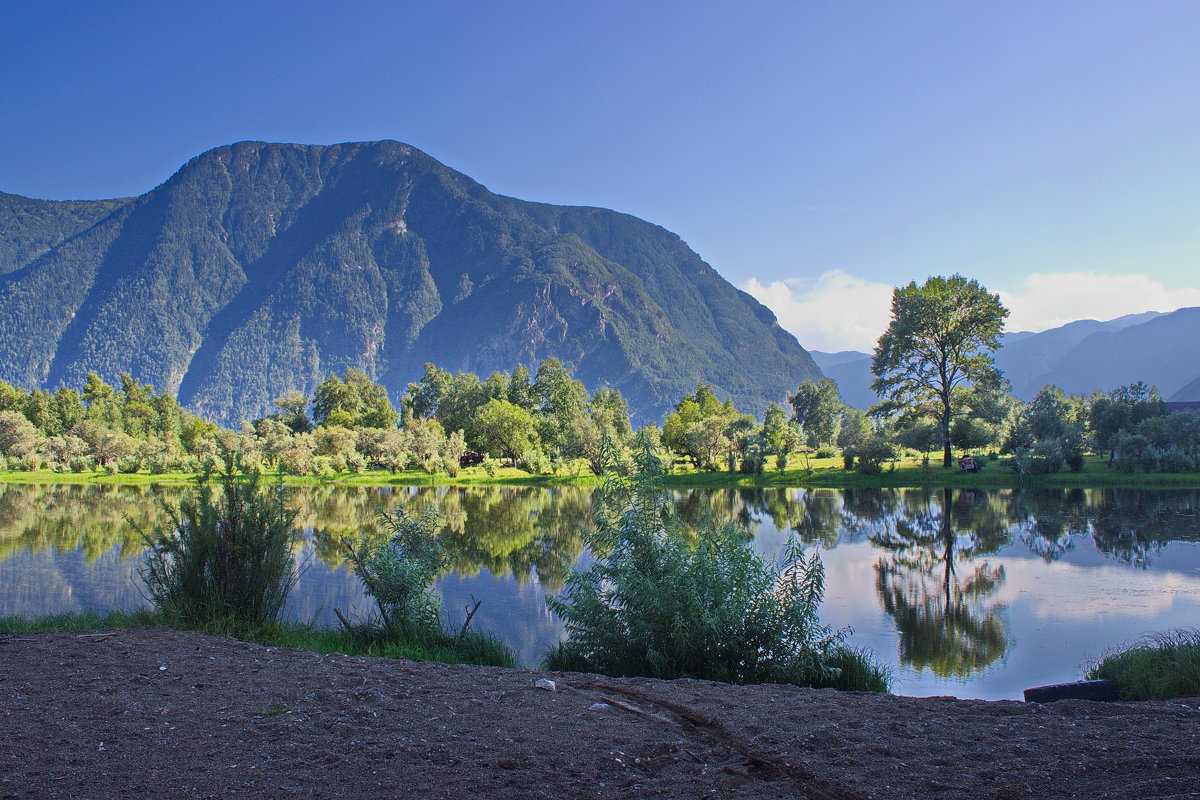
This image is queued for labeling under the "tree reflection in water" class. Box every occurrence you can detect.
[842,488,1011,678]
[3,483,1200,671]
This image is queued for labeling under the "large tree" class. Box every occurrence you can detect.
[871,275,1008,468]
[789,378,843,447]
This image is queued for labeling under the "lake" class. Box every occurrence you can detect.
[2,482,1198,700]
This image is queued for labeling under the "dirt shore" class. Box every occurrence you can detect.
[1,628,1197,799]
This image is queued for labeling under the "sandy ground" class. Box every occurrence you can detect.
[1,628,1198,799]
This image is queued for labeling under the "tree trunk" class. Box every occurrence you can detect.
[941,414,952,468]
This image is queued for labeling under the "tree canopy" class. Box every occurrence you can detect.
[871,275,1008,467]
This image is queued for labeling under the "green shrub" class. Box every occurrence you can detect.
[346,506,449,636]
[544,438,889,691]
[1087,629,1200,700]
[68,456,94,473]
[278,447,311,476]
[117,456,142,474]
[517,449,549,475]
[815,446,837,459]
[844,436,896,475]
[482,457,500,477]
[139,456,300,626]
[1156,448,1194,473]
[338,505,514,664]
[18,454,44,472]
[1112,433,1155,474]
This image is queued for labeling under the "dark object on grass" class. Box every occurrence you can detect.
[1023,679,1119,703]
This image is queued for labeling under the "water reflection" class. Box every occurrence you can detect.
[845,488,1011,678]
[1,482,1199,694]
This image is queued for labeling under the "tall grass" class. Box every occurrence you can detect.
[1086,628,1200,700]
[139,457,300,626]
[544,436,890,691]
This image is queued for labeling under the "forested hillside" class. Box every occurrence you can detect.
[0,141,820,424]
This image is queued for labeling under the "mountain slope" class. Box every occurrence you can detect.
[994,311,1163,399]
[0,141,820,424]
[1022,307,1200,399]
[808,310,1187,408]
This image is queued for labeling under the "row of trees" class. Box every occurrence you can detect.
[808,273,1200,475]
[0,373,225,473]
[1,275,1194,478]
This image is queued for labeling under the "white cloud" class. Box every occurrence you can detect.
[997,272,1200,333]
[747,268,1200,352]
[744,270,893,353]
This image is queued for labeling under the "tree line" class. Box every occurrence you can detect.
[1,274,1197,479]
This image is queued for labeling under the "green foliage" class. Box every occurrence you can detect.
[347,506,448,636]
[475,398,539,462]
[789,378,843,447]
[139,456,300,626]
[844,435,897,475]
[1087,629,1200,700]
[872,275,1009,467]
[0,410,38,458]
[545,437,888,690]
[661,383,745,470]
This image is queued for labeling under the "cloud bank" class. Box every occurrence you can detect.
[743,271,893,353]
[997,272,1200,333]
[746,269,1200,354]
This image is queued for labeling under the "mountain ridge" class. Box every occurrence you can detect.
[810,309,1196,408]
[0,140,821,424]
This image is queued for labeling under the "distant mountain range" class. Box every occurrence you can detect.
[812,308,1200,408]
[0,140,821,424]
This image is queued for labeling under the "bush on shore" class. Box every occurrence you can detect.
[544,436,890,692]
[139,454,300,627]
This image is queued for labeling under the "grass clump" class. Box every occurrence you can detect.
[0,609,163,634]
[544,437,890,692]
[139,455,300,627]
[1086,628,1200,700]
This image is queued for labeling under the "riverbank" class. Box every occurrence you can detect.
[1,627,1196,800]
[3,454,1199,490]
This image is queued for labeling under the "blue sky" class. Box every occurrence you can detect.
[4,1,1199,351]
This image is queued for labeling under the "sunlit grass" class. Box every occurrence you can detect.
[3,454,1197,489]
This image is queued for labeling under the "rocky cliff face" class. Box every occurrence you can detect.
[0,141,820,423]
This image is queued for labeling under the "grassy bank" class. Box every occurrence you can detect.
[1087,629,1200,700]
[5,454,1200,490]
[0,610,517,669]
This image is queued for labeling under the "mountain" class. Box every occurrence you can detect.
[994,311,1163,399]
[809,350,876,409]
[810,310,1189,408]
[1020,307,1200,399]
[1170,378,1200,402]
[0,141,820,424]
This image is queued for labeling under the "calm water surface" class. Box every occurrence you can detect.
[2,483,1197,700]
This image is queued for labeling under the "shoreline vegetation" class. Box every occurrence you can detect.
[6,452,1200,490]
